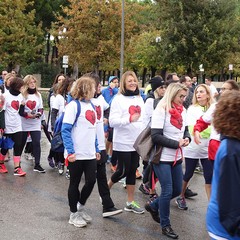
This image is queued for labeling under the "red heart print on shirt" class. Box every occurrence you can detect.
[95,105,101,120]
[129,105,141,116]
[85,110,96,125]
[26,100,36,110]
[11,100,19,111]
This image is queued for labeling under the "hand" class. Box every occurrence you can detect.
[68,154,76,162]
[28,113,36,119]
[182,138,190,147]
[178,139,186,147]
[130,113,140,122]
[96,152,101,161]
[193,131,201,145]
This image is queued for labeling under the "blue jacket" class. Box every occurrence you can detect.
[206,137,240,239]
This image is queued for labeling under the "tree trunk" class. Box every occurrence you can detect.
[150,66,156,78]
[45,33,50,64]
[142,67,147,88]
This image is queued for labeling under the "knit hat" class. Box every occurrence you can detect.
[108,76,118,85]
[150,76,165,92]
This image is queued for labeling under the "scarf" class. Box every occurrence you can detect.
[27,88,37,94]
[123,89,140,96]
[169,102,183,130]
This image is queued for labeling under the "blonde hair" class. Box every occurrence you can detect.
[71,76,95,100]
[156,83,188,111]
[119,70,139,95]
[22,75,40,98]
[192,84,214,109]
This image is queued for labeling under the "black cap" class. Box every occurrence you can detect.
[150,76,165,92]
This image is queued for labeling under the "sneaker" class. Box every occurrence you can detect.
[176,197,188,210]
[136,169,142,179]
[69,212,87,228]
[66,169,70,180]
[110,164,117,173]
[0,163,8,173]
[25,153,34,161]
[162,226,178,239]
[102,207,123,218]
[124,201,144,214]
[184,187,198,199]
[34,165,46,173]
[194,166,203,174]
[149,193,158,202]
[48,157,55,168]
[77,203,92,223]
[58,163,64,175]
[139,183,150,195]
[145,202,160,223]
[14,167,26,177]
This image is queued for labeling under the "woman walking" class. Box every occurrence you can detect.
[108,71,145,214]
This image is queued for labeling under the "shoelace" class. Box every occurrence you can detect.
[131,201,140,208]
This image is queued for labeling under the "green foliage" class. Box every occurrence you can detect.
[0,0,44,68]
[155,0,240,75]
[21,62,60,87]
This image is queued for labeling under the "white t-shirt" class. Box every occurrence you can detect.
[21,93,43,131]
[63,100,97,160]
[183,104,210,159]
[52,94,65,118]
[109,94,145,151]
[91,95,109,151]
[143,97,154,127]
[151,105,187,162]
[3,91,23,133]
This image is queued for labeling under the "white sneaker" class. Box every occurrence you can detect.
[79,210,92,223]
[69,212,87,228]
[77,202,92,223]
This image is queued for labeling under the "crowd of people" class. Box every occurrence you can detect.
[0,69,239,240]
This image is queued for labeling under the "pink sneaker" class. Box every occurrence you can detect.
[14,167,26,177]
[0,164,8,173]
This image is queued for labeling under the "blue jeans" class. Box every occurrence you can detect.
[150,162,183,228]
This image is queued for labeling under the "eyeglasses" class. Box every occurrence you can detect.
[220,88,231,91]
[179,94,187,99]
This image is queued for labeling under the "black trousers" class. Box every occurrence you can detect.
[97,150,114,210]
[68,159,96,213]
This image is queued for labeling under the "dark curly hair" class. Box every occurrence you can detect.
[213,90,240,140]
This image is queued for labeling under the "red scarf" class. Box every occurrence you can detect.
[169,103,183,130]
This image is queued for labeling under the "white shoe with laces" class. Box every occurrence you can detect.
[69,212,87,228]
[77,202,92,223]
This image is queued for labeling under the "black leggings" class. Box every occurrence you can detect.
[68,159,96,213]
[1,132,23,156]
[183,158,213,184]
[21,131,41,165]
[111,151,139,185]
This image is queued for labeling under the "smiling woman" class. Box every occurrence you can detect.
[108,70,145,214]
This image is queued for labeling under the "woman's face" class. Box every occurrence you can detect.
[173,89,187,105]
[220,82,232,94]
[28,79,36,89]
[58,75,65,84]
[156,85,166,97]
[125,75,138,91]
[195,86,208,106]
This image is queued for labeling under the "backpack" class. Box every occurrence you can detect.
[51,99,81,152]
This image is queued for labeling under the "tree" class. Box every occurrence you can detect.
[0,0,43,70]
[155,0,240,76]
[52,0,149,74]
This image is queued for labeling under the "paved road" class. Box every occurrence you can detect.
[1,132,209,240]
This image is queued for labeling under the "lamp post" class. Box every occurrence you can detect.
[199,64,204,84]
[229,64,233,80]
[120,0,124,78]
